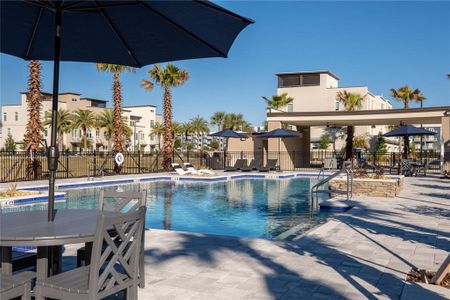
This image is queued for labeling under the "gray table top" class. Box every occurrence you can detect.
[0,209,117,247]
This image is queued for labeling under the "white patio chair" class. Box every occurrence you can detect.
[172,163,193,175]
[183,163,215,175]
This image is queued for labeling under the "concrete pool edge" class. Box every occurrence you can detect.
[15,171,333,191]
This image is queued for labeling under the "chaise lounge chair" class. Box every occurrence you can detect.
[258,159,278,172]
[172,163,193,175]
[241,159,260,172]
[184,163,215,176]
[224,159,246,172]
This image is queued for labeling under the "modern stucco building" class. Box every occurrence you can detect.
[274,70,395,150]
[1,92,160,151]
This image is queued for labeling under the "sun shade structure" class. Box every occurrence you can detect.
[383,124,436,159]
[1,0,254,222]
[209,129,247,139]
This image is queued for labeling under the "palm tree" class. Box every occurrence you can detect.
[23,60,43,151]
[141,64,189,170]
[190,116,209,149]
[223,113,251,131]
[210,111,226,131]
[71,109,96,151]
[150,122,165,151]
[96,64,135,153]
[262,93,294,111]
[389,86,426,109]
[181,121,193,151]
[336,91,364,159]
[390,86,426,157]
[96,109,132,151]
[43,109,72,151]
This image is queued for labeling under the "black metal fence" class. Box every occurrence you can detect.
[0,150,444,183]
[204,150,444,173]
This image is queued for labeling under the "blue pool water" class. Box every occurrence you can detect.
[5,178,329,239]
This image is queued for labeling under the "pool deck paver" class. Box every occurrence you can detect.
[131,175,450,299]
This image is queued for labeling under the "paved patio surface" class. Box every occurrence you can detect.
[132,175,450,299]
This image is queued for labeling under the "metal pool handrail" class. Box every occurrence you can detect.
[311,166,353,201]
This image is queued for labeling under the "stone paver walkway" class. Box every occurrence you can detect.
[135,176,450,299]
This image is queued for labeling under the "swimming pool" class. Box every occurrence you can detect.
[4,177,330,240]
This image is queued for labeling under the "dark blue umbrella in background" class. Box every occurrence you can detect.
[383,124,435,159]
[209,129,247,168]
[258,128,301,153]
[1,0,253,221]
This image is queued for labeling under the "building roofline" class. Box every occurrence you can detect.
[267,106,450,117]
[327,85,369,89]
[123,104,157,108]
[59,92,81,96]
[80,97,108,103]
[276,70,340,80]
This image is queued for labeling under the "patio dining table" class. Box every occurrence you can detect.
[0,209,118,281]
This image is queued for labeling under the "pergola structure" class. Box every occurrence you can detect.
[266,106,450,172]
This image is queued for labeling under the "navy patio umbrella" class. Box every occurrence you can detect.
[258,128,301,153]
[1,0,253,221]
[209,129,247,167]
[383,124,435,159]
[209,128,247,139]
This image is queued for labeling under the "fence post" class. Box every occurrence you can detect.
[138,150,141,174]
[93,150,96,177]
[65,152,69,178]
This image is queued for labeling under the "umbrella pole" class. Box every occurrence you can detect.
[48,6,62,222]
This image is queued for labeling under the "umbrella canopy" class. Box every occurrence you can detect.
[258,128,301,138]
[209,129,247,139]
[1,1,254,67]
[383,124,436,137]
[1,0,253,221]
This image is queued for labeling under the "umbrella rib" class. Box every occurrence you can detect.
[62,0,89,10]
[94,0,141,67]
[139,1,227,58]
[24,0,55,11]
[25,7,43,59]
[193,0,255,24]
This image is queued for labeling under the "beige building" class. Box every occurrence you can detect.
[275,70,394,150]
[1,92,160,151]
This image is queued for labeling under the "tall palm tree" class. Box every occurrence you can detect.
[96,109,132,151]
[389,86,426,109]
[190,116,209,149]
[262,93,294,111]
[96,64,135,153]
[337,91,364,159]
[210,111,226,131]
[70,109,96,151]
[141,64,189,169]
[23,60,43,151]
[43,109,72,151]
[150,122,165,151]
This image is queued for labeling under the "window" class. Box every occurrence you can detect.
[72,98,77,102]
[278,74,320,88]
[150,109,154,113]
[44,129,48,137]
[87,129,92,138]
[335,99,340,111]
[72,129,77,138]
[150,120,155,128]
[15,112,18,121]
[3,112,6,122]
[287,103,293,112]
[96,130,99,137]
[7,128,11,135]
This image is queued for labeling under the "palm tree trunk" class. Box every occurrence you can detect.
[162,86,173,170]
[112,72,124,153]
[345,126,354,160]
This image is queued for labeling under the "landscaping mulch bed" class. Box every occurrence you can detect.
[407,268,450,288]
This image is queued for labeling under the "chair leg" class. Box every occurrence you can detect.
[34,286,44,300]
[138,239,145,288]
[23,282,31,300]
[126,285,137,300]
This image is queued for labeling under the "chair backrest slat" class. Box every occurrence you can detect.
[99,190,147,213]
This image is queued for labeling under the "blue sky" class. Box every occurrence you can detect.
[1,1,449,128]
